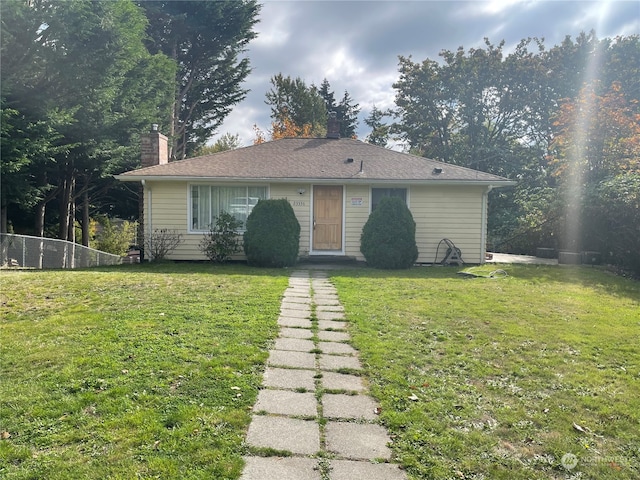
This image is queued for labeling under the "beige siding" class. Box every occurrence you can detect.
[344,185,370,260]
[270,183,312,257]
[144,181,202,260]
[342,184,486,263]
[144,181,487,263]
[144,181,314,261]
[410,185,486,264]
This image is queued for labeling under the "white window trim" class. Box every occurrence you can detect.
[187,183,270,234]
[369,185,410,213]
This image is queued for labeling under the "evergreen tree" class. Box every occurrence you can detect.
[1,0,174,240]
[139,0,260,159]
[335,90,360,138]
[364,105,392,147]
[317,79,359,138]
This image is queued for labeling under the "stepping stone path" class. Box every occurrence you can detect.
[241,270,406,480]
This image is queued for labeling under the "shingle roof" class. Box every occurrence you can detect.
[117,137,513,185]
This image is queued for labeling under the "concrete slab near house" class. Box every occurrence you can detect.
[318,341,357,355]
[279,327,314,339]
[318,320,348,331]
[322,393,379,420]
[280,308,311,318]
[262,367,316,391]
[254,389,317,417]
[241,271,406,479]
[245,416,320,455]
[278,316,313,328]
[321,371,366,392]
[316,310,346,321]
[281,295,312,304]
[268,350,316,369]
[241,457,321,480]
[325,422,393,460]
[318,330,350,342]
[329,459,407,480]
[319,354,362,371]
[274,337,315,352]
[280,301,313,311]
[283,290,312,299]
[487,252,558,265]
[313,295,341,305]
[316,304,345,312]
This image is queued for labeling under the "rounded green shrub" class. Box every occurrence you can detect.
[243,199,301,267]
[360,196,419,269]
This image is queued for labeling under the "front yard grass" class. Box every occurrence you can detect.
[331,265,640,479]
[0,263,289,479]
[1,263,638,479]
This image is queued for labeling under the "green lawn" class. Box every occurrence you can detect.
[1,263,639,479]
[0,263,289,479]
[330,265,640,479]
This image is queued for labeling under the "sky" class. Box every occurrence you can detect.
[213,0,639,147]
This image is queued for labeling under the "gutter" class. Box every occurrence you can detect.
[481,185,493,264]
[114,174,517,188]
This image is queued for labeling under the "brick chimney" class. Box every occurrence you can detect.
[141,124,169,167]
[326,111,340,139]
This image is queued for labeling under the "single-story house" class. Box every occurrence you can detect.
[116,124,515,264]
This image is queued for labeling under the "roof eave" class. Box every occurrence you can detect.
[114,174,516,187]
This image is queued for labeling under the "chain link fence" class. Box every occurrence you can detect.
[1,233,123,269]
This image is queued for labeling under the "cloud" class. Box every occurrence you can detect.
[215,0,639,146]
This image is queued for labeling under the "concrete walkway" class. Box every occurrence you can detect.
[241,270,406,480]
[487,252,558,265]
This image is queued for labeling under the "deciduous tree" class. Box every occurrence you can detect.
[195,133,242,155]
[265,74,327,139]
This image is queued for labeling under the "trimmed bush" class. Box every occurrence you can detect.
[243,199,300,267]
[360,196,419,269]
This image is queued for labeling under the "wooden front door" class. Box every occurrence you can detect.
[313,185,343,251]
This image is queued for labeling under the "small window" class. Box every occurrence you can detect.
[191,185,267,231]
[371,188,407,211]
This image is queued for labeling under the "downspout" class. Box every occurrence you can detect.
[146,181,153,261]
[138,180,145,262]
[481,186,493,264]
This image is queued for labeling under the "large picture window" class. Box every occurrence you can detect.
[191,185,268,231]
[371,187,407,210]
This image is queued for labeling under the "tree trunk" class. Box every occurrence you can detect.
[67,177,75,243]
[168,41,178,161]
[67,189,76,268]
[35,200,46,237]
[82,187,90,247]
[34,200,46,268]
[1,205,7,234]
[58,164,71,241]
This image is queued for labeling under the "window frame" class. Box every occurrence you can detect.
[370,186,409,212]
[188,183,269,233]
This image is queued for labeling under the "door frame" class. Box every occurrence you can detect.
[309,184,346,255]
